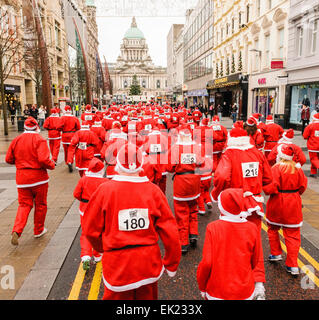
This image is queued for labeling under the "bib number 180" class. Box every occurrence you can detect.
[118,209,149,231]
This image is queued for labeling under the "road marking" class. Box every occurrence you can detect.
[88,262,103,300]
[262,222,319,288]
[68,263,86,300]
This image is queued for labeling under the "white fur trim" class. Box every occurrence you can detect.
[265,218,303,228]
[206,290,255,300]
[227,135,253,150]
[166,269,177,278]
[173,194,200,201]
[277,144,294,161]
[112,175,149,183]
[17,179,49,188]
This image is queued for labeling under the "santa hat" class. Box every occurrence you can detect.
[218,189,261,222]
[246,116,258,127]
[252,113,262,122]
[116,143,144,174]
[81,121,90,130]
[227,127,252,149]
[313,113,319,123]
[178,125,192,137]
[51,108,57,114]
[85,104,92,111]
[201,118,209,126]
[212,116,220,123]
[282,129,294,142]
[86,158,105,176]
[232,120,244,129]
[24,117,39,131]
[277,144,294,161]
[266,115,274,124]
[112,121,122,129]
[65,105,72,113]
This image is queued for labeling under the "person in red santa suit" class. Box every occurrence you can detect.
[192,107,203,126]
[252,113,267,138]
[263,115,284,159]
[193,118,214,158]
[104,121,128,142]
[81,104,95,126]
[210,116,228,172]
[303,113,319,178]
[6,117,55,245]
[43,108,62,165]
[244,116,265,152]
[197,188,263,300]
[90,116,106,159]
[67,121,100,177]
[167,125,204,254]
[82,143,181,300]
[211,126,273,299]
[267,129,306,168]
[73,158,107,270]
[263,144,307,275]
[57,105,81,172]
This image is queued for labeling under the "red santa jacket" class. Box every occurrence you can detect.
[250,130,264,151]
[58,114,81,145]
[67,128,100,170]
[192,109,202,123]
[102,116,115,131]
[140,154,163,184]
[124,119,143,134]
[81,112,95,126]
[6,131,55,188]
[90,124,106,157]
[197,218,260,300]
[303,122,319,152]
[263,123,284,152]
[211,141,273,215]
[43,115,61,140]
[193,125,214,157]
[211,123,228,154]
[73,172,108,216]
[264,163,307,227]
[82,175,181,292]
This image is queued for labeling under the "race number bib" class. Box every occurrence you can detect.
[128,123,136,130]
[145,124,152,131]
[158,119,163,125]
[122,116,128,121]
[166,115,171,119]
[190,125,195,130]
[118,209,150,232]
[78,142,87,150]
[173,117,177,121]
[150,144,162,153]
[85,115,92,121]
[213,125,221,131]
[181,153,196,165]
[242,162,259,178]
[315,131,319,138]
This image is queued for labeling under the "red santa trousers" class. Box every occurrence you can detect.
[246,213,266,283]
[198,178,212,215]
[49,139,61,163]
[63,144,70,164]
[80,216,101,260]
[103,282,158,300]
[173,199,198,246]
[267,223,301,268]
[13,183,48,236]
[157,175,167,195]
[309,152,319,175]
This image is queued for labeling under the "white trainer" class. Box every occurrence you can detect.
[34,228,47,238]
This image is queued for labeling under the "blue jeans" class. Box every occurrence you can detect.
[232,113,237,123]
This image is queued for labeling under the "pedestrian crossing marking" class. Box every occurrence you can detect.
[68,263,87,300]
[88,261,103,300]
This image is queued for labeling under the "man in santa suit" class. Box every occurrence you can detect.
[167,110,180,130]
[73,158,108,270]
[81,105,95,126]
[83,143,181,300]
[192,107,203,126]
[6,117,55,245]
[90,116,106,159]
[102,112,115,131]
[124,112,143,134]
[57,105,81,172]
[167,125,204,254]
[244,116,265,152]
[140,110,156,136]
[197,188,263,300]
[211,127,273,299]
[303,113,319,178]
[267,129,306,168]
[67,121,100,177]
[43,108,62,165]
[193,118,214,158]
[263,115,284,159]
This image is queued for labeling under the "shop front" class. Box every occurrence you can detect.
[207,73,249,120]
[186,89,209,108]
[4,84,22,114]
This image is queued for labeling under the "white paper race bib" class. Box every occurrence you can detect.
[166,115,171,119]
[150,144,162,153]
[315,131,319,138]
[158,119,163,125]
[85,115,92,121]
[181,153,196,165]
[118,208,150,231]
[173,117,177,121]
[190,125,195,130]
[128,123,136,130]
[145,124,152,131]
[78,142,87,150]
[122,116,128,121]
[213,125,221,131]
[242,162,259,178]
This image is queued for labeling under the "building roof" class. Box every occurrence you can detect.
[86,0,95,7]
[124,17,145,39]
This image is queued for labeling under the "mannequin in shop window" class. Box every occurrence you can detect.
[301,97,310,135]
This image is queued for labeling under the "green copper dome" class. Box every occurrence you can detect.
[124,17,145,39]
[86,0,95,7]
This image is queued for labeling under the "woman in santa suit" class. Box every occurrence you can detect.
[6,117,55,245]
[244,116,265,152]
[197,188,263,300]
[73,158,108,271]
[83,143,181,300]
[264,144,308,275]
[263,115,284,159]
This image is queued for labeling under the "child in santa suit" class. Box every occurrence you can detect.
[264,144,308,275]
[6,117,55,245]
[167,125,204,254]
[197,188,263,300]
[67,121,100,177]
[83,143,181,300]
[303,113,319,178]
[263,115,284,159]
[73,158,107,270]
[43,108,62,165]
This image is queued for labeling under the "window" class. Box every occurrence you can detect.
[246,5,250,23]
[265,34,270,66]
[311,20,318,54]
[278,28,284,58]
[156,80,161,89]
[255,39,260,70]
[232,18,235,33]
[297,26,303,57]
[239,12,242,28]
[268,0,272,10]
[257,0,261,16]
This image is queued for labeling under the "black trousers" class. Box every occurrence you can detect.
[302,120,310,134]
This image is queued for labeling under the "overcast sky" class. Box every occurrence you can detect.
[97,16,186,67]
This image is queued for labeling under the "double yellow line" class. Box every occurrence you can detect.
[261,221,319,288]
[68,261,103,300]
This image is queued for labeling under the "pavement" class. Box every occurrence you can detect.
[0,116,319,300]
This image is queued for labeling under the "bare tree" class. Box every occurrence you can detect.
[0,4,26,135]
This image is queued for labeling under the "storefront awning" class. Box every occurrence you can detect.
[207,73,247,90]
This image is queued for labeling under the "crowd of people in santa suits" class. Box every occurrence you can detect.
[6,100,319,301]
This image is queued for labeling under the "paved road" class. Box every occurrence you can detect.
[47,174,319,300]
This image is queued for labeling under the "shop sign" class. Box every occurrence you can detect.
[271,60,284,69]
[207,73,243,89]
[258,78,266,85]
[214,77,228,85]
[4,85,21,93]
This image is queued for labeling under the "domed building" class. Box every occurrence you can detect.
[109,17,168,103]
